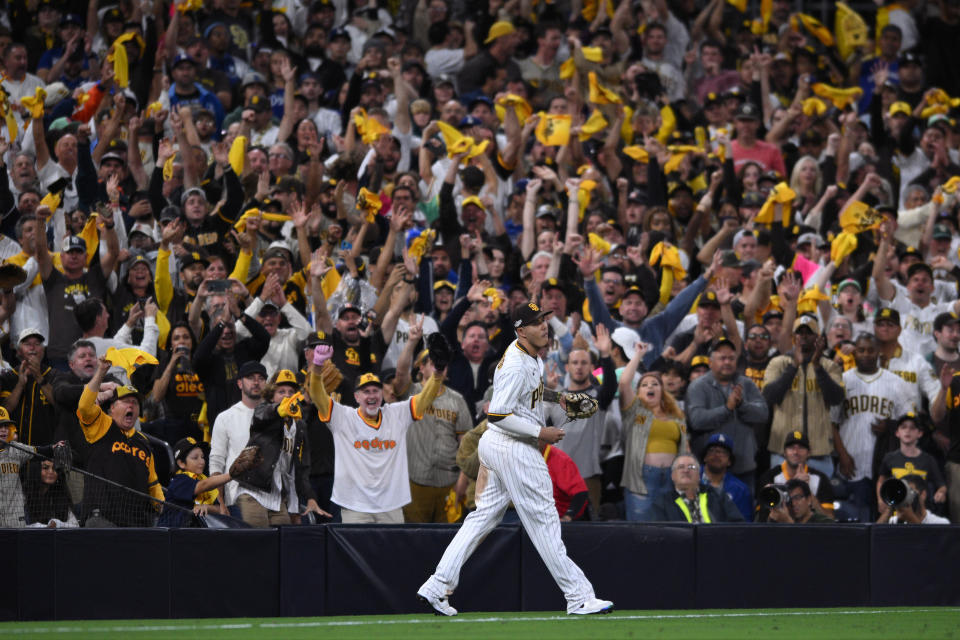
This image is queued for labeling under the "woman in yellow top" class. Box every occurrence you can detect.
[618,342,689,522]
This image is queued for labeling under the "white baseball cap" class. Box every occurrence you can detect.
[611,327,640,361]
[17,328,45,346]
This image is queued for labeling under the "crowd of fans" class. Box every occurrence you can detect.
[0,0,959,528]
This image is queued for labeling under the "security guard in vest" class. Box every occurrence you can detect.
[649,454,745,522]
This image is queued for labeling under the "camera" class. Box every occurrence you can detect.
[175,345,190,355]
[880,477,918,510]
[759,484,791,509]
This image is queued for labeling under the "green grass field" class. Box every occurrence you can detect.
[2,608,959,639]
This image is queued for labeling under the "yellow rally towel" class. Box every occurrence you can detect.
[483,287,504,311]
[177,0,204,12]
[588,72,622,105]
[581,0,614,22]
[109,33,142,89]
[727,0,747,12]
[587,232,611,256]
[835,2,868,62]
[811,83,862,110]
[790,13,835,47]
[760,0,773,31]
[407,228,436,265]
[649,241,687,281]
[839,201,882,234]
[663,145,702,174]
[655,104,676,144]
[755,182,796,227]
[623,145,649,163]
[578,109,608,141]
[436,120,489,162]
[581,46,604,62]
[802,97,827,117]
[39,190,62,214]
[20,87,46,120]
[105,347,159,378]
[79,212,100,266]
[494,94,532,125]
[234,208,292,233]
[535,112,572,146]
[559,57,576,80]
[357,187,382,224]
[797,285,830,315]
[578,180,597,221]
[229,135,247,175]
[353,108,390,144]
[0,88,17,142]
[831,231,858,266]
[163,155,175,181]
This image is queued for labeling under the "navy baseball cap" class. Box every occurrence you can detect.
[458,115,483,129]
[172,54,197,68]
[705,433,735,457]
[238,361,267,379]
[64,236,86,253]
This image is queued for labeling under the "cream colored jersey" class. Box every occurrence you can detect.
[327,398,419,513]
[487,340,545,440]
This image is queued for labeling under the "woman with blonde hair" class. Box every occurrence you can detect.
[618,342,690,521]
[788,155,823,218]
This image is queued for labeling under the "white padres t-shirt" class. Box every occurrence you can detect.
[382,314,440,370]
[327,399,418,512]
[834,369,913,482]
[487,339,545,441]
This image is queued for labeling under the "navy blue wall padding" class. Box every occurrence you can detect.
[280,526,326,617]
[170,529,280,619]
[324,524,521,615]
[17,528,56,621]
[55,528,170,620]
[870,525,960,606]
[695,524,871,609]
[3,523,960,622]
[0,531,18,622]
[520,523,695,611]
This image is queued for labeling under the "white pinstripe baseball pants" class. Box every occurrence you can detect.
[421,428,595,612]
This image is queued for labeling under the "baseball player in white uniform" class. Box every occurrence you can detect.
[834,334,914,485]
[417,301,613,616]
[308,345,445,523]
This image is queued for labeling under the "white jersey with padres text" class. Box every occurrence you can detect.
[327,399,419,513]
[487,339,545,439]
[834,368,913,482]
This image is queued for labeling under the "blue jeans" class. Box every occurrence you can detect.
[770,453,834,479]
[625,465,672,522]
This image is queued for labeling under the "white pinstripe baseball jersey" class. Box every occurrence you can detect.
[487,340,545,438]
[834,368,913,482]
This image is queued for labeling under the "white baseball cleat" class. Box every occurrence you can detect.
[569,598,614,615]
[417,588,458,616]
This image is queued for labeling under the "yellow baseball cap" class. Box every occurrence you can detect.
[461,195,486,211]
[484,20,515,44]
[0,406,11,425]
[888,101,911,117]
[434,280,456,291]
[356,373,382,389]
[275,369,299,387]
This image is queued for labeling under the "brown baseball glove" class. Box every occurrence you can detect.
[229,446,263,478]
[320,359,343,392]
[563,392,599,420]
